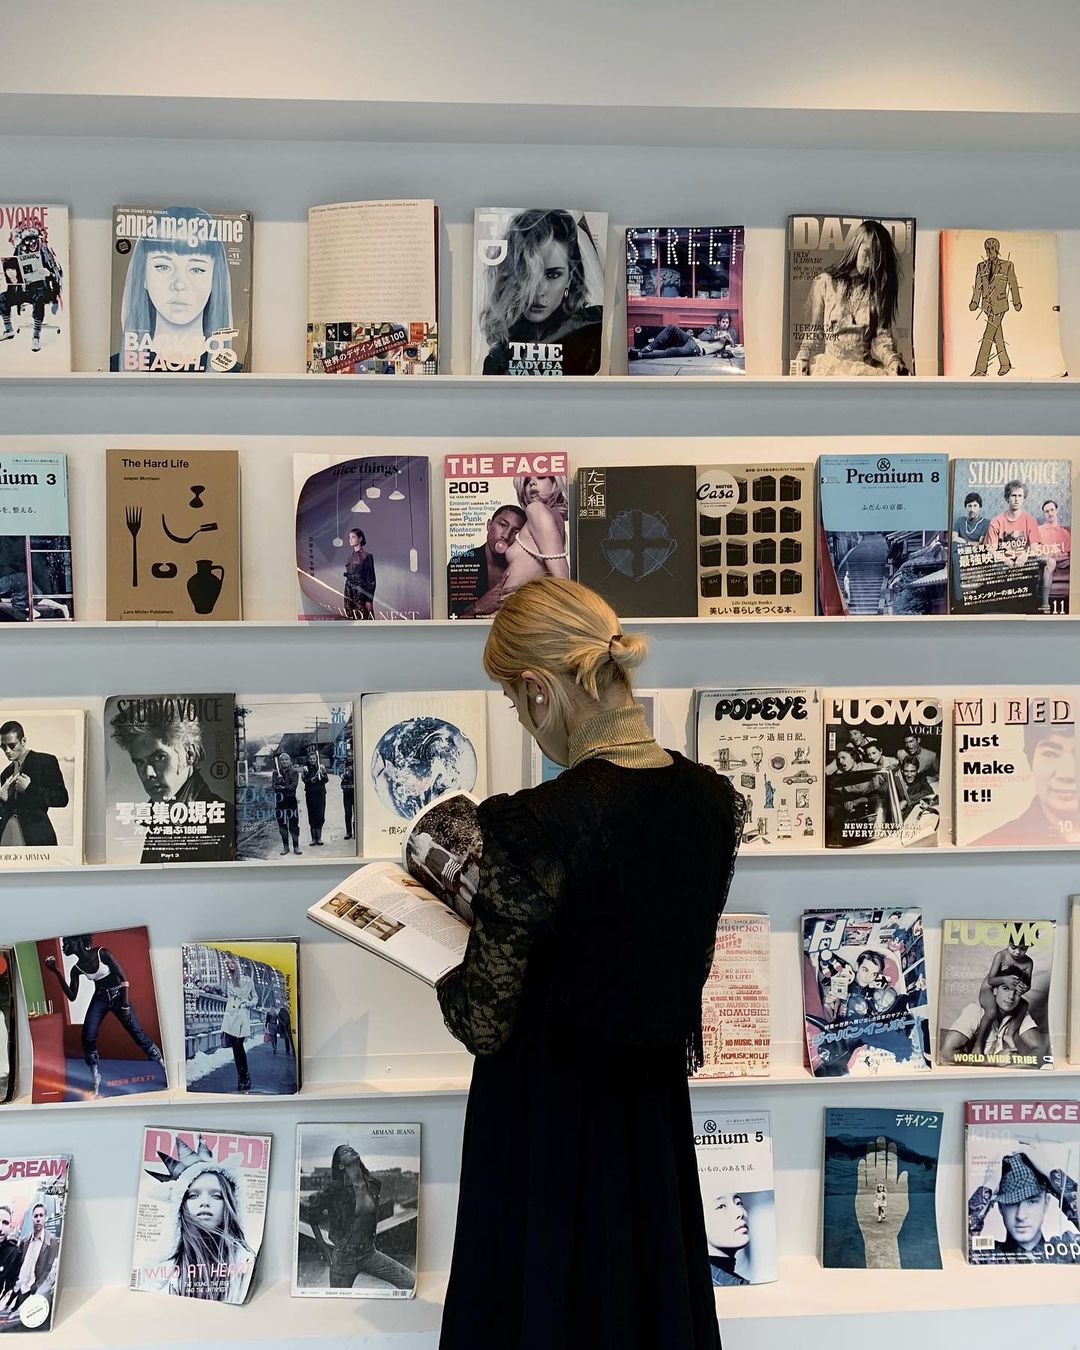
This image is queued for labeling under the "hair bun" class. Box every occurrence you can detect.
[609,630,647,671]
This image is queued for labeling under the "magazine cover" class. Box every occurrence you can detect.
[110,205,252,373]
[625,227,745,375]
[784,214,915,376]
[966,1100,1080,1264]
[131,1129,271,1302]
[0,950,15,1104]
[576,465,698,617]
[817,454,948,615]
[235,698,354,859]
[802,908,931,1076]
[294,454,431,621]
[16,927,167,1102]
[953,691,1077,847]
[1071,897,1080,1065]
[105,449,241,621]
[294,1123,420,1297]
[0,710,84,869]
[104,693,236,864]
[307,200,438,375]
[0,205,68,372]
[823,693,942,849]
[0,1154,70,1332]
[938,918,1054,1071]
[445,451,568,619]
[697,915,770,1079]
[0,455,73,622]
[694,1111,776,1285]
[823,1107,942,1269]
[695,688,822,848]
[472,207,607,376]
[182,940,300,1096]
[941,231,1067,378]
[949,456,1072,615]
[696,463,813,616]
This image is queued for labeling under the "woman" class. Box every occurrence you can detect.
[702,1191,751,1287]
[218,954,257,1094]
[343,528,376,620]
[165,1159,255,1302]
[435,577,743,1349]
[496,474,570,596]
[272,751,301,855]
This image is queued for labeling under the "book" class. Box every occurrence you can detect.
[306,199,438,375]
[823,1107,942,1268]
[104,693,236,864]
[294,454,431,621]
[471,207,607,376]
[694,1111,776,1285]
[949,455,1072,615]
[131,1128,271,1302]
[359,691,487,858]
[531,691,656,786]
[802,908,931,1076]
[235,698,355,859]
[784,214,916,376]
[110,205,252,373]
[697,915,770,1079]
[965,1100,1080,1264]
[1071,898,1080,1065]
[0,949,15,1104]
[0,204,69,372]
[823,693,942,849]
[445,451,569,619]
[938,918,1055,1071]
[816,453,948,615]
[0,1154,70,1331]
[696,462,813,616]
[293,1123,420,1297]
[695,688,822,848]
[0,454,74,621]
[0,709,85,868]
[625,227,745,375]
[575,465,698,617]
[952,691,1078,847]
[941,231,1067,378]
[182,940,301,1096]
[15,926,167,1102]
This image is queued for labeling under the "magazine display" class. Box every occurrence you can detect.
[294,454,431,621]
[182,940,300,1096]
[694,1111,776,1285]
[823,693,942,849]
[294,1123,420,1297]
[938,918,1054,1071]
[0,204,69,372]
[445,451,568,620]
[695,688,821,848]
[16,926,167,1102]
[949,456,1072,615]
[952,691,1077,847]
[0,950,15,1104]
[966,1100,1080,1264]
[696,462,813,617]
[817,454,948,615]
[131,1128,271,1302]
[801,908,931,1076]
[697,916,770,1079]
[471,207,607,376]
[110,205,252,373]
[823,1107,942,1269]
[625,227,745,374]
[1071,897,1080,1065]
[0,1154,70,1332]
[0,709,84,868]
[307,200,438,375]
[105,449,241,621]
[104,693,236,864]
[941,231,1067,378]
[575,465,697,617]
[784,214,915,376]
[0,454,73,622]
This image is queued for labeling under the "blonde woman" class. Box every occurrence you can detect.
[435,578,744,1350]
[495,473,571,597]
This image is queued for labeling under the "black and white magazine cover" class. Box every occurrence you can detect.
[0,1154,70,1332]
[694,1112,777,1285]
[293,1123,420,1298]
[0,710,85,869]
[0,205,68,372]
[0,454,73,622]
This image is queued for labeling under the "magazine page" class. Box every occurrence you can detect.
[0,1154,70,1332]
[697,915,770,1079]
[401,791,480,922]
[0,949,14,1103]
[0,454,73,622]
[0,709,84,868]
[694,1111,776,1285]
[0,205,69,373]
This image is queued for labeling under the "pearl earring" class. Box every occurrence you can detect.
[535,696,544,704]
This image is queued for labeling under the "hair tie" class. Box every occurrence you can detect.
[608,633,623,657]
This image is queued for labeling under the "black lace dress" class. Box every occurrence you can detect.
[436,751,743,1350]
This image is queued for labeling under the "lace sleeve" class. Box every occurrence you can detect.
[701,772,746,988]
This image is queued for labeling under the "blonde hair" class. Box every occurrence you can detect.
[483,578,647,722]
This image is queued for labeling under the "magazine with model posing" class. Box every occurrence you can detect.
[0,1153,70,1332]
[0,204,69,373]
[0,454,74,623]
